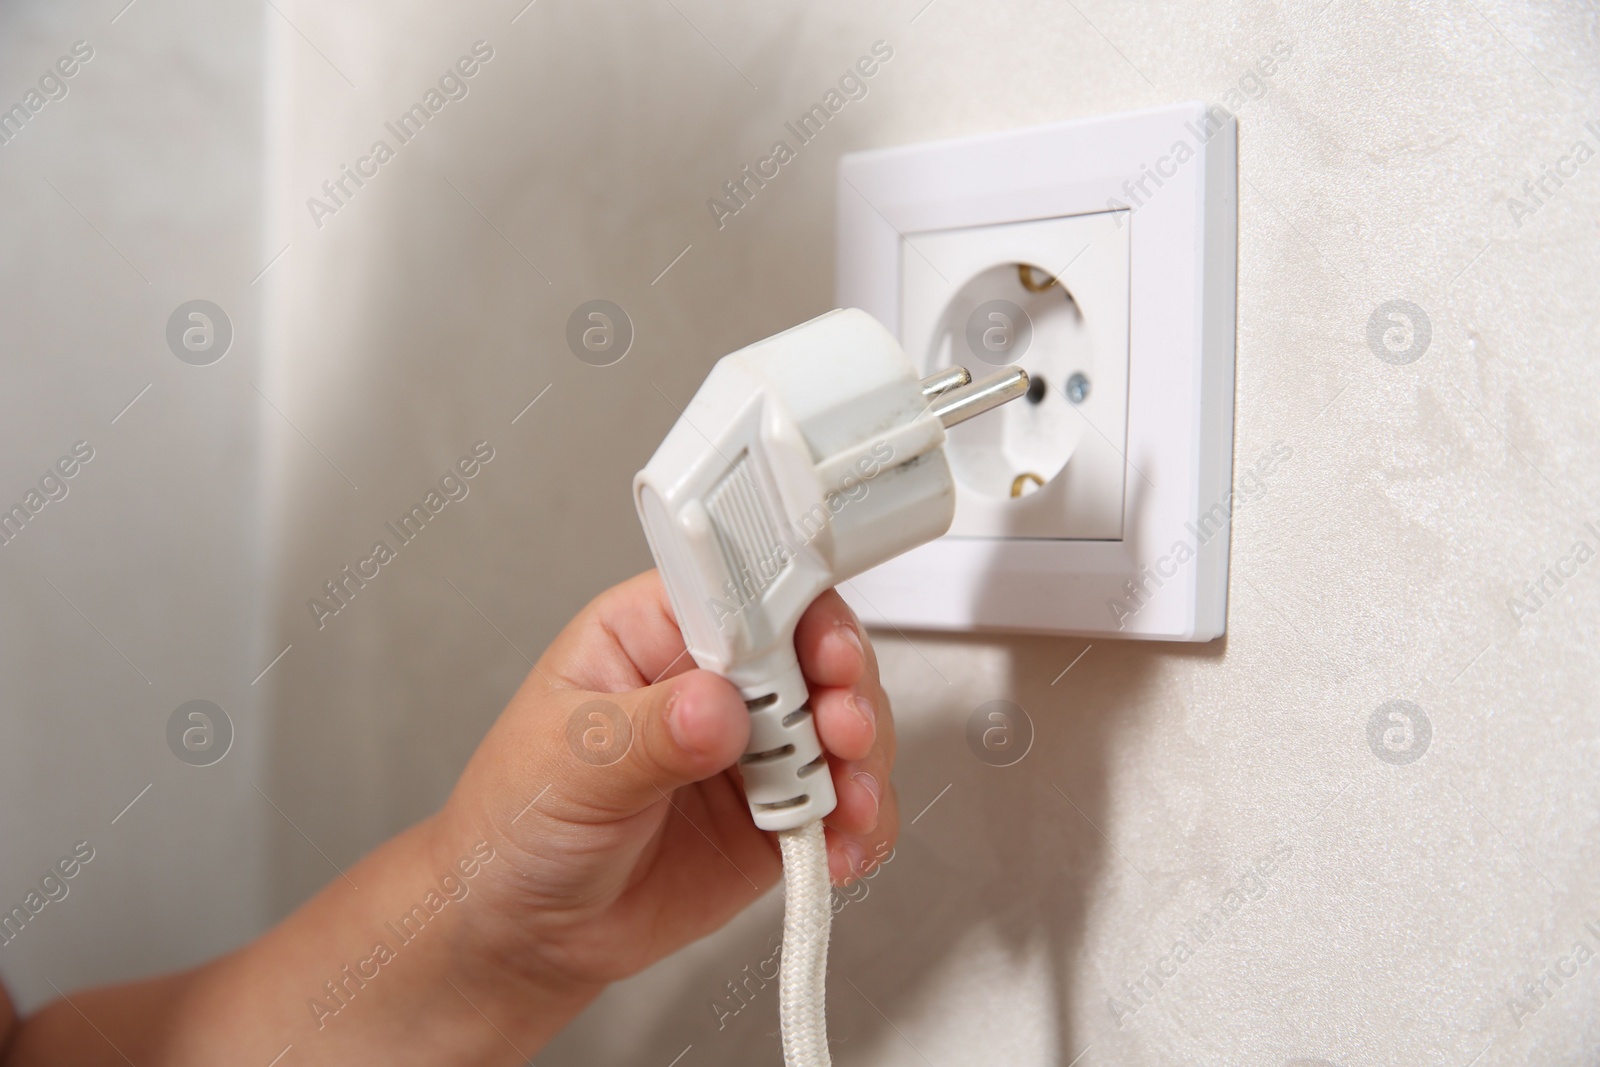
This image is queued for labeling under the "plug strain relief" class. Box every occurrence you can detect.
[737,672,837,832]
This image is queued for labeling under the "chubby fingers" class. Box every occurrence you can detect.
[795,589,898,883]
[535,668,751,822]
[823,760,898,885]
[795,588,868,690]
[795,590,875,760]
[538,571,694,695]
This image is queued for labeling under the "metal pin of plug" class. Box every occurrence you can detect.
[931,367,1030,428]
[919,366,972,398]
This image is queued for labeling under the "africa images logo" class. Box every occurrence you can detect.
[305,41,495,229]
[705,41,894,230]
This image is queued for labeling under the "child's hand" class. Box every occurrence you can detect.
[432,570,900,995]
[2,570,895,1066]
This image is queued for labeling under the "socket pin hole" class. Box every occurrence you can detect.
[1026,376,1047,404]
[1017,263,1081,317]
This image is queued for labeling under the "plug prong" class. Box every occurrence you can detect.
[920,366,972,398]
[931,367,1030,428]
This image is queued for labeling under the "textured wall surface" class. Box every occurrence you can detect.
[5,0,1599,1064]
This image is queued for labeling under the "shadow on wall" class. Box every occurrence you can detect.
[540,626,1186,1066]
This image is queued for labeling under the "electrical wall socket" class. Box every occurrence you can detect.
[836,103,1237,640]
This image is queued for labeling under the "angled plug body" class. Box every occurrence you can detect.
[635,308,1025,831]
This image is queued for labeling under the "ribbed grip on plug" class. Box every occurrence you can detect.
[738,671,837,832]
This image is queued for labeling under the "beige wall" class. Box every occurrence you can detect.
[3,0,1596,1063]
[262,3,1600,1063]
[0,0,268,1012]
[264,1,1600,1063]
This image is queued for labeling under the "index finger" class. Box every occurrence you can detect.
[539,570,694,693]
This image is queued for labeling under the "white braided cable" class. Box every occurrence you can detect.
[778,820,832,1067]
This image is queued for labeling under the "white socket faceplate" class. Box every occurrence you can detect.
[836,102,1237,640]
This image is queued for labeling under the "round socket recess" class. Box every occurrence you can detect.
[898,209,1130,542]
[929,262,1093,501]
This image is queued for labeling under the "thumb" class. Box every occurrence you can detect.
[551,669,750,820]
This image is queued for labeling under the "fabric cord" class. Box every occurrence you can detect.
[778,819,832,1067]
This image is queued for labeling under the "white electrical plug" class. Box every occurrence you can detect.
[635,308,1027,831]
